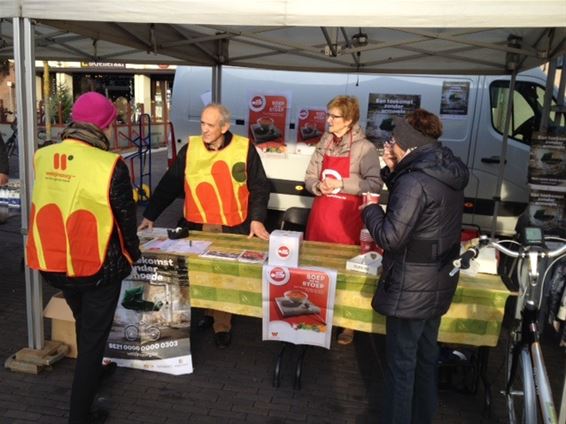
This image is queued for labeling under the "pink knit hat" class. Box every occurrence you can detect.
[71,92,117,129]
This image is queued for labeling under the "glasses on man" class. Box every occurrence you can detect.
[326,113,343,120]
[384,138,396,146]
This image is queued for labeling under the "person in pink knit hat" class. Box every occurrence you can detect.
[26,91,140,423]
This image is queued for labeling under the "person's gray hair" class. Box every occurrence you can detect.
[205,103,231,126]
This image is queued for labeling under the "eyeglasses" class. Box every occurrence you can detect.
[384,138,396,146]
[326,113,344,120]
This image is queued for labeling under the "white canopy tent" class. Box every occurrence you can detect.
[1,1,566,73]
[1,2,565,404]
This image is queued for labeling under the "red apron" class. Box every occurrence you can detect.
[306,139,363,245]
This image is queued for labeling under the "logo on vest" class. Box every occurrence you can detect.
[53,153,74,170]
[46,153,75,181]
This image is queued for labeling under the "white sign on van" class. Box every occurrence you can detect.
[365,93,421,145]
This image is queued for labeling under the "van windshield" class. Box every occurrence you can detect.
[490,81,564,145]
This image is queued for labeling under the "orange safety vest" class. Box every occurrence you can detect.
[184,134,250,226]
[26,139,132,277]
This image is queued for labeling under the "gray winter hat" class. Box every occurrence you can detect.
[392,116,437,151]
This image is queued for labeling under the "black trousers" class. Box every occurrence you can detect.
[382,315,442,424]
[62,280,122,424]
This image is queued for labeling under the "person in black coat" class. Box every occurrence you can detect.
[362,109,469,424]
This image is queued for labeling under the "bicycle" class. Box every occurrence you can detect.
[5,119,17,157]
[451,226,566,424]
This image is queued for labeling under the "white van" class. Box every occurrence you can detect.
[171,66,560,235]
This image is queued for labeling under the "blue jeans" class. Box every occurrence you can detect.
[382,316,441,424]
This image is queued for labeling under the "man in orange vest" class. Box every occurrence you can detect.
[139,103,270,348]
[26,91,140,423]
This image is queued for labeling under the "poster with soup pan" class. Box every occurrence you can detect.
[262,265,337,349]
[247,92,291,154]
[365,93,421,147]
[440,81,470,118]
[296,107,326,147]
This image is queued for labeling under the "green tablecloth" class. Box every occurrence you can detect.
[147,231,511,347]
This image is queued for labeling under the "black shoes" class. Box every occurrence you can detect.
[87,408,109,424]
[196,315,214,330]
[197,315,231,348]
[214,331,232,349]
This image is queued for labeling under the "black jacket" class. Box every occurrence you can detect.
[363,143,469,319]
[41,128,141,288]
[143,132,270,235]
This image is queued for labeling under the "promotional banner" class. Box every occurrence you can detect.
[262,265,337,349]
[104,253,193,375]
[440,81,470,118]
[528,131,566,189]
[247,92,291,153]
[365,93,421,146]
[296,107,326,146]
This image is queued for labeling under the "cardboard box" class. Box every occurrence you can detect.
[475,245,498,275]
[268,230,303,267]
[346,252,383,276]
[43,292,77,358]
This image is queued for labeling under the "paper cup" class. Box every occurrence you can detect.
[363,192,380,206]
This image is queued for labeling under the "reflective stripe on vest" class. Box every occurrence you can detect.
[184,135,250,226]
[26,139,120,277]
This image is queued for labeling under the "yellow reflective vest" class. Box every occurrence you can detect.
[26,139,130,277]
[184,135,250,226]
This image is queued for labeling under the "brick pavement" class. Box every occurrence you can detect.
[0,151,564,423]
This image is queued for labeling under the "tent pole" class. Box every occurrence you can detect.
[540,58,557,133]
[212,64,222,103]
[490,70,517,239]
[13,17,44,349]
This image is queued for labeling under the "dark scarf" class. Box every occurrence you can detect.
[60,122,110,151]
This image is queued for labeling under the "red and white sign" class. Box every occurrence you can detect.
[262,265,337,349]
[296,107,326,145]
[247,92,290,153]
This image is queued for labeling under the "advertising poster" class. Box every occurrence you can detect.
[528,186,566,234]
[440,81,470,118]
[262,265,337,349]
[365,93,421,146]
[247,92,291,154]
[104,253,193,375]
[528,131,566,189]
[296,107,326,146]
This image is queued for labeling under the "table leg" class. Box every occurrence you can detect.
[294,345,309,390]
[273,343,288,388]
[478,346,492,417]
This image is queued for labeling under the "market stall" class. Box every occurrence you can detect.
[143,230,510,348]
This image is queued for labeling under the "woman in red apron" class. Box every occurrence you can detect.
[304,95,383,343]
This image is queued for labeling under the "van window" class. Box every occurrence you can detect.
[490,81,563,145]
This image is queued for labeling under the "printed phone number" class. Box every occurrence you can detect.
[108,341,179,351]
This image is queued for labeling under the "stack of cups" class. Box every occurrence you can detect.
[360,228,384,255]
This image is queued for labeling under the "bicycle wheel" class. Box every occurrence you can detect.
[504,338,538,423]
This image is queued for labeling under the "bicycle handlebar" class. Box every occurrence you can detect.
[449,247,479,276]
[449,234,566,277]
[491,240,566,259]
